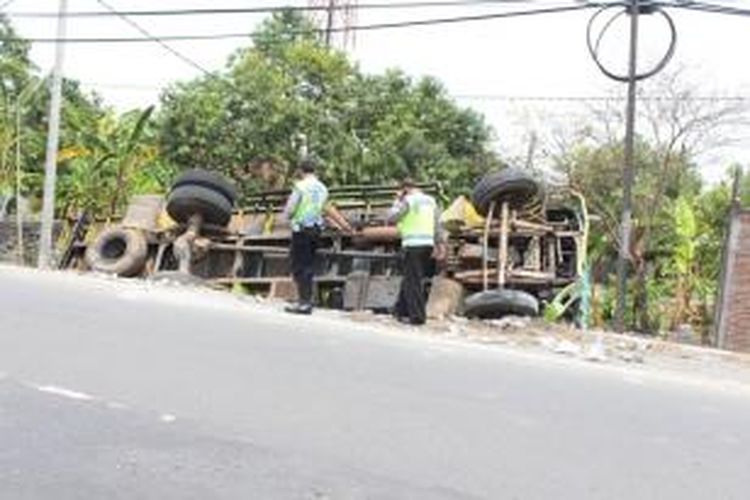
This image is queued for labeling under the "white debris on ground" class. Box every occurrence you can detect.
[412,311,750,389]
[34,385,95,401]
[87,267,750,386]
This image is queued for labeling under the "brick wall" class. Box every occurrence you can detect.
[717,210,750,353]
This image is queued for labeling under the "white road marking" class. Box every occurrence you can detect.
[35,385,94,401]
[160,414,177,423]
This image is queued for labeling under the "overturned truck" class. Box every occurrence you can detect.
[61,168,588,320]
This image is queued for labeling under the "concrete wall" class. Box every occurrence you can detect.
[716,210,750,353]
[0,222,62,267]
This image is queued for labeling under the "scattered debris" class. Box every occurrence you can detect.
[582,336,608,362]
[553,340,582,356]
[488,316,530,331]
[35,385,94,401]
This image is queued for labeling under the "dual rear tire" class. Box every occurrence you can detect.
[166,169,237,226]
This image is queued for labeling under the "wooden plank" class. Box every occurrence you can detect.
[211,276,348,285]
[454,268,555,282]
[482,201,495,291]
[206,243,398,261]
[498,202,509,288]
[511,218,554,233]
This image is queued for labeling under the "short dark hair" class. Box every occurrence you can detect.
[401,177,416,189]
[299,157,316,173]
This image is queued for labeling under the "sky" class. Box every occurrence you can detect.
[4,0,750,182]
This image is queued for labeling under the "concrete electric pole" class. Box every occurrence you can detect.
[614,0,640,332]
[37,0,68,269]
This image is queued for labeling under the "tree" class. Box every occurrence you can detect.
[552,69,748,332]
[0,14,34,194]
[57,106,173,217]
[158,10,498,198]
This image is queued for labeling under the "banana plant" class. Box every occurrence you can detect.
[669,196,698,328]
[58,106,156,218]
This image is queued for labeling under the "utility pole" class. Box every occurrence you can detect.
[324,0,336,47]
[615,0,640,332]
[15,96,23,264]
[37,0,68,269]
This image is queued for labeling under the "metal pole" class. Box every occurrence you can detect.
[615,0,639,332]
[38,0,68,269]
[15,101,23,264]
[325,0,336,47]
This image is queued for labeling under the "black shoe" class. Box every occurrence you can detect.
[285,303,313,315]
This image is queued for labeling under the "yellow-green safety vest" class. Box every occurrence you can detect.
[398,192,437,247]
[291,176,327,227]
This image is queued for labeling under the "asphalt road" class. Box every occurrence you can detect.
[1,266,749,500]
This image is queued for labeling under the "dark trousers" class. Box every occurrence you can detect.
[291,227,319,305]
[395,246,433,325]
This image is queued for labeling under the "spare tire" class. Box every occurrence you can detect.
[85,226,148,277]
[464,289,539,319]
[472,169,542,216]
[167,184,234,226]
[172,169,238,203]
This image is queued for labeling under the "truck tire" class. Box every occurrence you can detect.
[166,184,234,226]
[472,169,542,216]
[85,226,148,277]
[464,289,539,319]
[171,169,237,204]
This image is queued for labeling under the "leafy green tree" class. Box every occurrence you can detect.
[0,14,34,193]
[158,10,497,198]
[557,139,703,331]
[551,68,748,334]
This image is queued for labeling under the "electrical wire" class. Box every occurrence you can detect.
[669,1,750,17]
[95,0,213,76]
[586,2,677,83]
[77,81,750,102]
[3,0,564,18]
[454,94,750,101]
[0,3,596,43]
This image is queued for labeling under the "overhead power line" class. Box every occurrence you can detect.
[453,94,750,101]
[76,81,750,102]
[670,1,750,17]
[95,0,212,76]
[2,0,553,18]
[0,3,595,43]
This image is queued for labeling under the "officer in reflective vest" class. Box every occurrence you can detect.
[282,158,329,315]
[388,178,443,325]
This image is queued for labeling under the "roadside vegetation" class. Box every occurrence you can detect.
[0,11,747,337]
